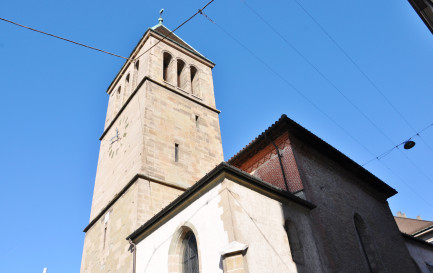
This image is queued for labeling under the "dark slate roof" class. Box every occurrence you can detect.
[127,162,315,242]
[395,216,433,235]
[228,114,397,198]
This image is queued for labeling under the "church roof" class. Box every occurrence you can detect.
[105,22,213,94]
[127,161,315,242]
[228,114,398,198]
[150,23,213,64]
[395,216,433,235]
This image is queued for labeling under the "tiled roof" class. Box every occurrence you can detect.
[127,162,315,242]
[395,216,433,235]
[228,114,397,198]
[150,24,213,64]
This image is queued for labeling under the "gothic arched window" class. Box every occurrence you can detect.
[284,219,304,264]
[354,213,384,272]
[182,231,199,273]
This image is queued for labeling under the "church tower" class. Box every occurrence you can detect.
[80,17,224,273]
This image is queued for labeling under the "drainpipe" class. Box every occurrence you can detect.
[129,239,136,273]
[265,133,289,191]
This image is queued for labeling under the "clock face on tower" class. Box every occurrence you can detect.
[108,116,129,158]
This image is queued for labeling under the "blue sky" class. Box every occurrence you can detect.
[1,0,432,272]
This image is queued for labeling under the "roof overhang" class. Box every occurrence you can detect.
[127,162,315,243]
[228,114,397,199]
[408,0,433,34]
[105,25,215,95]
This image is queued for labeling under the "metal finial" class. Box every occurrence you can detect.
[158,9,164,24]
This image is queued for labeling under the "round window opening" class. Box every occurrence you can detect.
[182,232,199,273]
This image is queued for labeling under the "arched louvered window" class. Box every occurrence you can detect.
[190,66,198,95]
[182,232,199,273]
[163,52,173,82]
[177,59,186,89]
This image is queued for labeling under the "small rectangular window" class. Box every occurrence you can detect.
[195,115,199,128]
[175,143,179,162]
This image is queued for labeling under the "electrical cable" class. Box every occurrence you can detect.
[133,0,215,62]
[239,0,433,177]
[234,1,433,187]
[0,17,129,60]
[362,123,433,166]
[289,0,433,154]
[0,0,216,63]
[199,11,377,160]
[199,11,433,210]
[377,159,433,209]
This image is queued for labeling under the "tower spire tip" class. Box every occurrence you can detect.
[158,8,164,25]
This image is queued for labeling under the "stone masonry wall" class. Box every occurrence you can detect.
[90,83,146,219]
[142,80,223,186]
[90,35,222,220]
[81,181,138,273]
[291,137,418,273]
[81,178,184,273]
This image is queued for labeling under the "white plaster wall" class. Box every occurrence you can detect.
[226,182,298,273]
[136,183,228,273]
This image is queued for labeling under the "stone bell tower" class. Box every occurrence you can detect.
[80,15,224,273]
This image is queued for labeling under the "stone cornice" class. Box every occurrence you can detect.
[83,173,187,233]
[100,76,220,140]
[106,29,215,95]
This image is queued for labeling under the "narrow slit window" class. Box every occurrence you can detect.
[126,73,130,83]
[135,60,140,71]
[175,143,179,162]
[195,115,199,129]
[117,86,121,95]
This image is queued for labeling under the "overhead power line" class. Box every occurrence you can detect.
[133,0,215,61]
[239,0,397,147]
[199,11,433,209]
[239,0,433,185]
[0,17,129,60]
[0,0,216,62]
[362,123,433,166]
[289,0,433,154]
[199,11,376,159]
